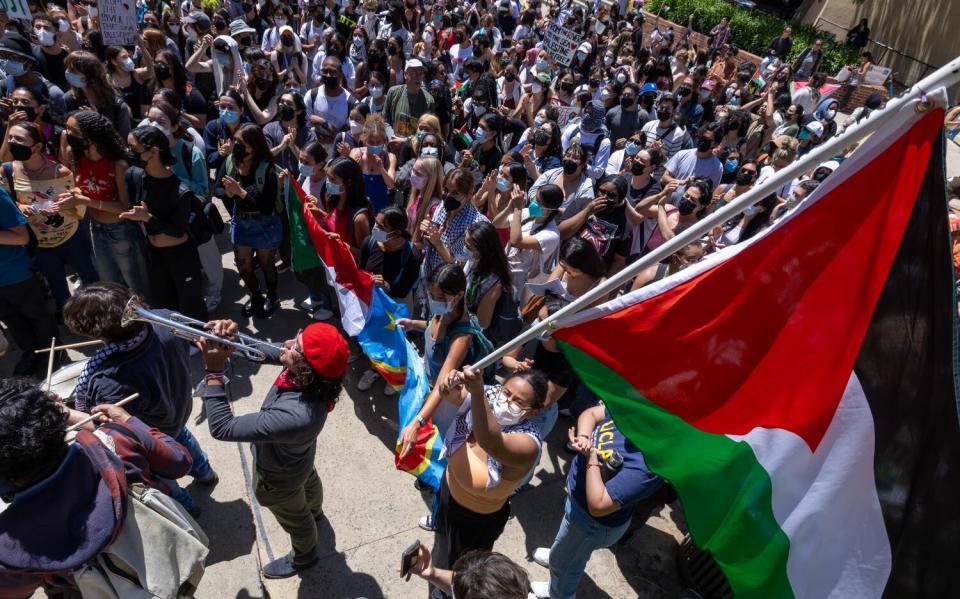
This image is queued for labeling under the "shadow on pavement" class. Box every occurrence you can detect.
[192,494,257,566]
[614,509,684,598]
[294,517,384,599]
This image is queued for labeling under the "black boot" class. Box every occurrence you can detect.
[242,293,263,317]
[258,294,278,318]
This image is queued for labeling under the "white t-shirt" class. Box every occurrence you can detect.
[506,209,561,299]
[756,165,794,199]
[448,43,474,79]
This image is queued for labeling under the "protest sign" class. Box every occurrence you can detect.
[98,0,137,46]
[544,21,581,67]
[0,0,31,21]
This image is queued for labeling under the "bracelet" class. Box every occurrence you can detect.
[577,434,591,440]
[586,463,601,470]
[416,415,426,426]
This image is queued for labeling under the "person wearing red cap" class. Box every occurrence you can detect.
[196,319,349,579]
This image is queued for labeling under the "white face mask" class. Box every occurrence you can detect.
[349,119,363,136]
[35,28,55,47]
[120,57,135,72]
[87,5,98,17]
[422,30,433,44]
[491,391,525,427]
[369,227,388,243]
[169,24,181,34]
[531,82,542,94]
[369,85,383,99]
[275,18,287,27]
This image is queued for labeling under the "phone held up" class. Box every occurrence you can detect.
[400,539,421,578]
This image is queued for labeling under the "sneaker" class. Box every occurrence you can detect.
[258,295,278,318]
[261,554,318,579]
[195,470,219,487]
[241,295,263,317]
[418,515,435,531]
[357,369,378,391]
[383,381,397,396]
[312,307,334,321]
[530,581,550,598]
[532,547,550,568]
[299,297,317,311]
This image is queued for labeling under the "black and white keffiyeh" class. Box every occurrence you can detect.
[73,328,149,411]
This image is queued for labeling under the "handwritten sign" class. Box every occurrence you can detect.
[98,0,137,46]
[0,0,31,21]
[544,21,581,67]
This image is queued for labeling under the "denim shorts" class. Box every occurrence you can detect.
[230,212,283,249]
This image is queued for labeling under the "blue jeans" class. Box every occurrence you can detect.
[175,427,215,481]
[90,219,150,298]
[32,231,99,307]
[548,497,632,599]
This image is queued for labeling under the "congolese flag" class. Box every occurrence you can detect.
[297,180,445,490]
[554,96,960,597]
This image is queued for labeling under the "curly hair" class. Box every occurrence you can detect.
[0,379,68,486]
[285,352,344,403]
[69,110,129,165]
[63,281,145,342]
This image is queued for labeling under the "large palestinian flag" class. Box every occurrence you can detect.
[554,96,960,597]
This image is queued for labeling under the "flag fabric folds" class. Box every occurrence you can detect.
[553,98,960,598]
[296,180,446,490]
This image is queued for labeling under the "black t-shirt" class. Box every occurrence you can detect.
[627,178,662,205]
[358,239,422,299]
[126,168,191,238]
[32,47,68,90]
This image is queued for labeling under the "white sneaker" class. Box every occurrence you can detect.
[532,547,550,568]
[311,307,334,321]
[530,580,550,598]
[299,297,316,311]
[418,515,435,531]
[357,369,379,391]
[383,381,397,396]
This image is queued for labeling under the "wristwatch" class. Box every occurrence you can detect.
[416,415,426,426]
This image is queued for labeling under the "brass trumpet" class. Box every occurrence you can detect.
[121,297,283,362]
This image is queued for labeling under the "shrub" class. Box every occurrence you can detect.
[645,0,860,74]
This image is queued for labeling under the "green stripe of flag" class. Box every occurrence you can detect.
[559,341,794,599]
[285,179,323,273]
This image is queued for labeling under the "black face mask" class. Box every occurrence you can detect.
[213,19,226,29]
[641,95,655,108]
[455,31,465,43]
[154,62,171,80]
[278,104,295,121]
[735,170,755,186]
[697,138,714,153]
[281,36,294,47]
[532,130,550,146]
[504,71,516,82]
[18,106,36,121]
[239,36,253,47]
[656,109,672,122]
[8,142,32,161]
[442,194,461,212]
[588,78,599,88]
[472,45,483,57]
[630,160,646,176]
[255,77,271,90]
[559,81,573,93]
[232,143,247,162]
[322,75,338,87]
[387,45,398,56]
[66,133,86,154]
[562,158,578,175]
[677,86,692,98]
[242,3,253,11]
[620,96,635,109]
[678,198,698,215]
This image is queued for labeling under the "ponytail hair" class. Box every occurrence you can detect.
[132,125,177,166]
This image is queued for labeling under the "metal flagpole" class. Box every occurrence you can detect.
[470,55,960,372]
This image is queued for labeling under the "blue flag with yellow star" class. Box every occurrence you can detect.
[357,287,446,491]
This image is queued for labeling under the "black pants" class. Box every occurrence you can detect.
[434,475,511,571]
[146,242,207,320]
[0,275,57,356]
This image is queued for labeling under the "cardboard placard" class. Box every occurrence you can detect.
[98,0,137,47]
[544,21,581,67]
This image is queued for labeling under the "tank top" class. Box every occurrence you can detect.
[324,204,368,248]
[13,171,78,248]
[76,155,119,203]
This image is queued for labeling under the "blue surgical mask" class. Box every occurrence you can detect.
[416,130,426,140]
[300,164,315,177]
[496,176,510,192]
[724,159,739,173]
[536,58,548,70]
[326,180,341,195]
[65,71,86,88]
[0,59,26,77]
[421,146,439,158]
[369,227,388,243]
[625,141,641,156]
[429,298,451,316]
[474,127,486,142]
[220,109,240,123]
[533,116,546,127]
[528,200,544,218]
[367,144,384,155]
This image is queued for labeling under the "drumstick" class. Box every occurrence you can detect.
[66,394,139,432]
[45,338,56,392]
[36,339,104,353]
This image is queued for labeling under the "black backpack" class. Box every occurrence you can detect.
[133,168,214,245]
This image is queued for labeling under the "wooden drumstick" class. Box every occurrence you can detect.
[35,339,103,353]
[66,394,139,432]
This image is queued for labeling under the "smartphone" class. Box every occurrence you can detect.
[400,540,421,578]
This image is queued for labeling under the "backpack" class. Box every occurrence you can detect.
[449,318,498,384]
[180,141,224,236]
[72,427,209,598]
[578,214,618,258]
[133,168,213,245]
[485,286,522,348]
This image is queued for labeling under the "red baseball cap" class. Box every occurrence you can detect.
[300,323,349,379]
